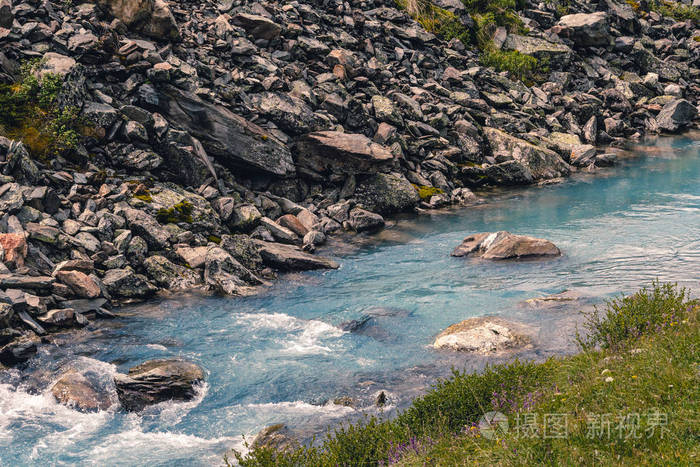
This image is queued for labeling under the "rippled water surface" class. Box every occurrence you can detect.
[2,135,700,466]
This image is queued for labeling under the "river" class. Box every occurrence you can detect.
[1,134,699,466]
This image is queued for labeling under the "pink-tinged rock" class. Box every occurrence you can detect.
[0,233,27,268]
[55,270,102,298]
[452,231,561,260]
[277,214,309,237]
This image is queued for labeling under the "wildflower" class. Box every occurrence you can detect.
[605,376,614,383]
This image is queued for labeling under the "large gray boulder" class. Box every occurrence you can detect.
[143,255,200,290]
[147,85,295,177]
[296,131,395,178]
[432,317,533,354]
[555,12,610,47]
[483,128,570,183]
[452,231,561,260]
[102,268,157,299]
[656,99,698,133]
[94,0,179,40]
[203,247,262,295]
[251,92,322,136]
[355,173,420,215]
[114,359,204,411]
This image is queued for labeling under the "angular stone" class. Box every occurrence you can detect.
[52,371,111,412]
[0,233,27,268]
[355,173,420,215]
[296,131,394,177]
[0,274,54,290]
[452,231,561,260]
[555,12,609,47]
[255,240,339,271]
[656,99,698,133]
[122,208,170,250]
[26,223,59,244]
[114,359,204,411]
[102,269,156,299]
[232,13,282,40]
[204,247,262,295]
[55,271,101,299]
[143,255,200,290]
[277,214,309,237]
[503,34,572,66]
[348,208,385,232]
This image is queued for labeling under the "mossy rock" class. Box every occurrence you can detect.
[412,184,445,201]
[156,200,193,224]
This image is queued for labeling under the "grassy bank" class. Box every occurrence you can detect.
[230,282,699,466]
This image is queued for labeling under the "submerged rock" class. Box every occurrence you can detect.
[522,290,583,309]
[432,317,533,354]
[656,99,698,133]
[51,370,111,412]
[452,231,561,260]
[114,359,204,412]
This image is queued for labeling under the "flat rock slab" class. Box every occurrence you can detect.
[432,317,533,355]
[254,240,339,271]
[51,371,111,412]
[452,231,561,260]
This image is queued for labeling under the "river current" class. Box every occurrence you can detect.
[1,135,699,466]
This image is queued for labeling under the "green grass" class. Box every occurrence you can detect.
[229,282,699,466]
[0,59,84,160]
[393,0,538,82]
[649,0,700,24]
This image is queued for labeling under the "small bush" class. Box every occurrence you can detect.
[481,49,538,82]
[395,0,472,44]
[577,281,697,350]
[156,200,194,224]
[0,60,84,160]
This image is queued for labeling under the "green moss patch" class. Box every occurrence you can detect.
[412,184,445,201]
[156,200,193,224]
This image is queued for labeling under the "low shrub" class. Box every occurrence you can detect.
[577,281,697,350]
[649,0,700,23]
[481,49,538,82]
[0,59,84,160]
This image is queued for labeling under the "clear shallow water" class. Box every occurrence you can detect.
[2,135,700,466]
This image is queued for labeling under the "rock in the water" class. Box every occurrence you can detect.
[522,290,583,309]
[114,359,204,412]
[432,317,532,354]
[452,231,561,260]
[254,240,339,271]
[656,99,698,133]
[348,208,385,232]
[0,336,38,366]
[51,371,111,412]
[204,247,261,295]
[251,424,299,452]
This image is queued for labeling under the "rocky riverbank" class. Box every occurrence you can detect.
[1,0,699,368]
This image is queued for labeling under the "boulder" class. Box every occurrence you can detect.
[55,270,102,299]
[0,0,12,29]
[102,268,157,299]
[114,359,204,411]
[51,371,111,412]
[204,247,262,295]
[348,208,385,232]
[251,424,299,452]
[432,317,532,354]
[174,246,209,269]
[254,240,339,271]
[0,336,37,366]
[147,85,295,178]
[277,214,309,237]
[502,34,572,66]
[483,128,570,183]
[121,208,170,250]
[143,255,200,290]
[35,52,76,78]
[452,231,561,260]
[94,0,178,40]
[555,12,609,47]
[38,308,87,328]
[232,13,283,40]
[296,131,395,177]
[522,290,583,309]
[656,99,698,133]
[355,173,420,215]
[251,92,320,136]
